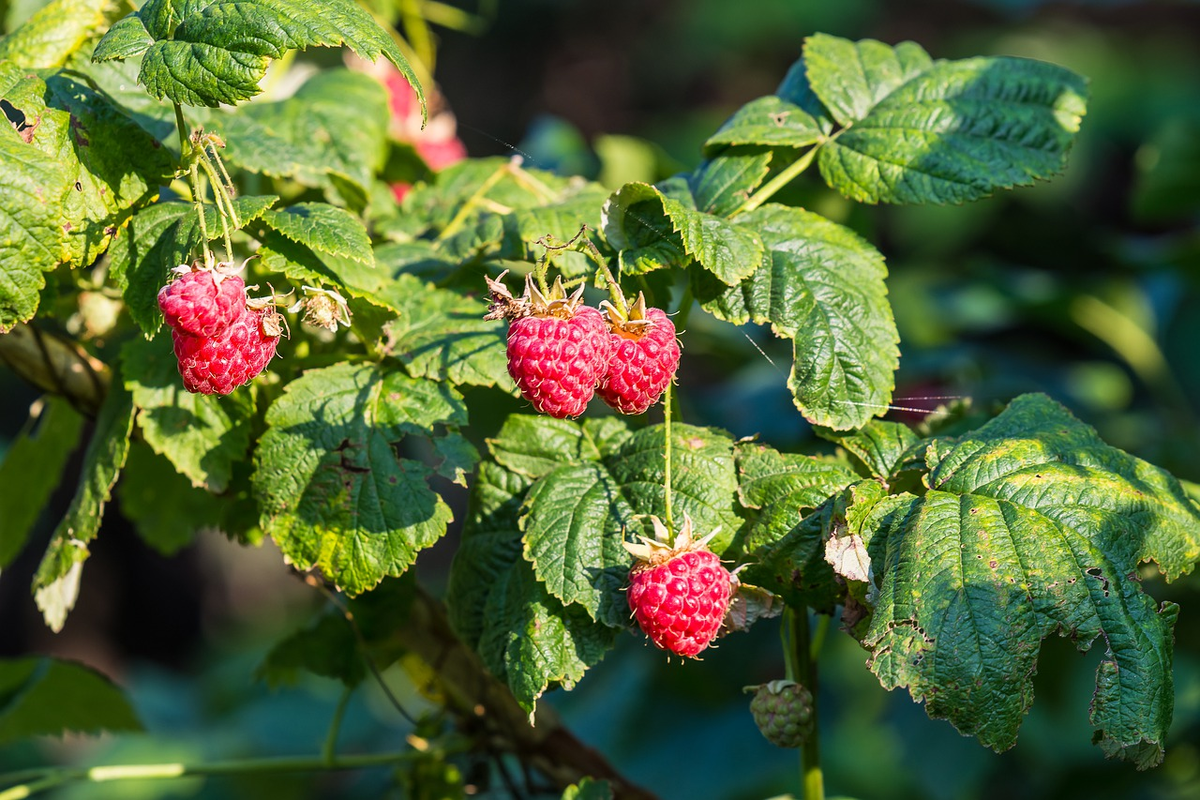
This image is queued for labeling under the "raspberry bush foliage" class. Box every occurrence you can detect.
[2,2,1199,798]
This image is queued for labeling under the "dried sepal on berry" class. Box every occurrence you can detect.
[287,285,352,332]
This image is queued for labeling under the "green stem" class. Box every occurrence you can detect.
[173,103,190,168]
[673,282,694,331]
[197,154,234,259]
[188,160,213,267]
[731,145,819,217]
[322,686,354,765]
[399,0,436,73]
[789,609,824,800]
[663,379,673,537]
[0,752,423,800]
[436,162,510,241]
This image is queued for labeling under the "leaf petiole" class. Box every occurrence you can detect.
[731,144,820,217]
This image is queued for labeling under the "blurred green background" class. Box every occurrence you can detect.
[2,0,1200,798]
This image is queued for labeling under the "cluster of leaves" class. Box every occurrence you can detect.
[2,0,1199,779]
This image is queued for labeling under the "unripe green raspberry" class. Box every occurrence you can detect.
[745,679,814,748]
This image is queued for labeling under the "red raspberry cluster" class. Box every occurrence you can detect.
[625,515,733,658]
[158,264,281,395]
[485,273,681,419]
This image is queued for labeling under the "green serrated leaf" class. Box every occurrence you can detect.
[10,68,172,263]
[521,462,635,627]
[99,0,424,114]
[32,375,135,632]
[108,201,192,336]
[0,122,68,332]
[0,398,84,568]
[253,363,474,596]
[805,34,1089,205]
[499,184,610,278]
[403,158,586,241]
[704,96,823,155]
[382,274,512,389]
[481,556,617,718]
[91,13,154,61]
[606,423,743,555]
[0,0,108,67]
[696,204,898,429]
[602,181,762,285]
[118,443,219,555]
[0,657,142,743]
[252,227,393,313]
[687,151,773,217]
[863,393,1200,767]
[775,57,834,133]
[735,441,858,609]
[446,461,531,654]
[0,63,171,330]
[816,420,924,481]
[219,68,390,199]
[805,33,934,128]
[487,415,628,480]
[448,461,616,714]
[736,441,857,514]
[122,335,253,493]
[259,203,374,266]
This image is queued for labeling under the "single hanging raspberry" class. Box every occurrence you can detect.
[172,304,281,395]
[625,514,733,658]
[485,272,613,419]
[158,262,247,337]
[745,680,814,748]
[597,292,680,415]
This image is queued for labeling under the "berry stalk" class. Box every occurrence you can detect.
[787,608,824,800]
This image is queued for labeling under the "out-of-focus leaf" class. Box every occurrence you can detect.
[0,657,141,742]
[0,0,107,67]
[32,376,135,632]
[0,398,84,568]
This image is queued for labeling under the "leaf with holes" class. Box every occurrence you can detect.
[252,363,476,596]
[861,393,1200,767]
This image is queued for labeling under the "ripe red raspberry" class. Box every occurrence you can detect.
[626,515,732,658]
[485,272,612,419]
[598,295,680,415]
[172,305,280,395]
[158,264,247,337]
